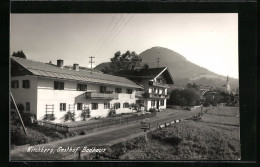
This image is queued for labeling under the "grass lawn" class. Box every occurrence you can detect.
[85,106,240,160]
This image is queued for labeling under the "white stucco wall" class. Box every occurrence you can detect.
[145,99,166,111]
[36,77,137,122]
[11,76,38,116]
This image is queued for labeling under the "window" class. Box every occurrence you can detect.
[127,89,133,94]
[77,84,87,91]
[154,88,158,94]
[114,103,120,109]
[54,81,64,90]
[11,80,19,88]
[77,103,82,110]
[115,88,122,93]
[60,103,66,111]
[100,86,107,93]
[160,100,165,106]
[151,100,155,107]
[149,88,152,93]
[26,102,30,112]
[123,102,129,108]
[22,80,30,89]
[104,103,110,109]
[91,103,98,110]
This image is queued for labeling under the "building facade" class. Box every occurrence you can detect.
[115,67,174,111]
[11,57,142,122]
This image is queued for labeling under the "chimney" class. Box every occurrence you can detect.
[73,63,79,71]
[57,59,64,68]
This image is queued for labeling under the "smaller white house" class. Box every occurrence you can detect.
[115,67,174,111]
[11,57,143,123]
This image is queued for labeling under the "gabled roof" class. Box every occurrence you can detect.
[116,67,166,78]
[11,56,143,89]
[115,67,174,84]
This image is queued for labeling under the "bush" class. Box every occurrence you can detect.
[21,113,37,126]
[169,88,200,106]
[64,111,76,122]
[17,103,25,113]
[81,108,91,121]
[149,108,157,113]
[108,108,116,117]
[11,128,50,146]
[43,114,56,121]
[31,125,65,139]
[11,109,36,126]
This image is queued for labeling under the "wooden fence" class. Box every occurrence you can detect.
[38,112,156,132]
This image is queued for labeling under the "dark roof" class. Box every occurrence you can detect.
[11,56,143,89]
[115,67,174,84]
[116,67,166,78]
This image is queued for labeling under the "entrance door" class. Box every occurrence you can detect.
[156,100,159,109]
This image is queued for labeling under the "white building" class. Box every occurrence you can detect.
[115,67,174,111]
[11,57,142,122]
[11,57,174,123]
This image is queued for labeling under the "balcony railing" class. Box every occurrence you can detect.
[142,92,168,99]
[149,81,170,88]
[85,92,118,99]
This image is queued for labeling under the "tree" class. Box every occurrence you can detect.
[142,63,149,69]
[169,88,200,106]
[101,51,143,74]
[186,83,200,90]
[12,50,26,59]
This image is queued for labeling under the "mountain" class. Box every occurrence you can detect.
[94,47,239,90]
[94,62,110,71]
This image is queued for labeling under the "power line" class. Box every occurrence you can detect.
[97,14,134,56]
[91,14,120,57]
[93,14,125,57]
[88,14,117,58]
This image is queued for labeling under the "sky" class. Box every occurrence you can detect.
[10,14,238,78]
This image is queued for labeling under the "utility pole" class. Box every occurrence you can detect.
[157,57,160,67]
[89,56,95,74]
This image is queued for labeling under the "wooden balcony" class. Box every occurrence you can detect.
[85,92,118,100]
[142,92,169,99]
[149,81,170,88]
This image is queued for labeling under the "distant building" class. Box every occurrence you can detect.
[223,76,231,94]
[115,67,174,111]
